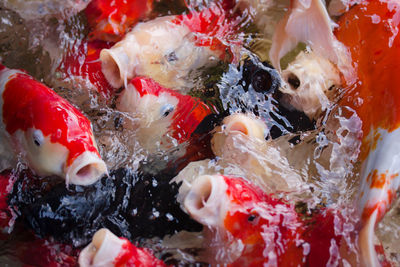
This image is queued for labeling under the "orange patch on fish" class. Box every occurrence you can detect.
[335,0,400,160]
[368,170,399,189]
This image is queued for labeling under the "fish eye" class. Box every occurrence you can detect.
[248,214,258,222]
[161,104,175,117]
[32,130,44,147]
[287,73,301,90]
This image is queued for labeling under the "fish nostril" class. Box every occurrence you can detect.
[287,73,301,90]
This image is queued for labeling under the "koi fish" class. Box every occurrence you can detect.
[84,0,153,42]
[57,40,115,99]
[79,228,167,267]
[179,174,349,266]
[117,77,212,153]
[100,3,241,89]
[279,51,342,120]
[334,1,400,265]
[210,113,303,192]
[0,64,107,185]
[16,233,79,267]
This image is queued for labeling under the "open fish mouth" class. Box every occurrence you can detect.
[66,151,108,186]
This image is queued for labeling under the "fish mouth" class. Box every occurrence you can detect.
[211,113,266,157]
[66,151,107,186]
[223,113,266,140]
[100,46,129,88]
[79,228,125,267]
[183,175,227,227]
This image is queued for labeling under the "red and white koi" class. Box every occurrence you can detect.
[84,0,153,42]
[0,64,107,185]
[117,77,212,153]
[100,4,241,89]
[79,228,167,267]
[334,1,400,265]
[179,174,353,266]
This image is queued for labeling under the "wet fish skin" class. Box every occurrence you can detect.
[57,40,115,99]
[84,0,153,42]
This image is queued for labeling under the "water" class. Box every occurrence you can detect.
[0,0,398,266]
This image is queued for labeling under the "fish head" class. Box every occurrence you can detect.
[279,51,341,120]
[79,228,165,267]
[84,0,153,42]
[0,67,107,185]
[117,77,211,152]
[183,174,302,263]
[211,113,267,157]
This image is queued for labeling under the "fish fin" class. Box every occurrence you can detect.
[359,209,380,267]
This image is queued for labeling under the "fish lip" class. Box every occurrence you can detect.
[79,228,126,267]
[65,151,107,186]
[183,174,228,227]
[100,46,130,88]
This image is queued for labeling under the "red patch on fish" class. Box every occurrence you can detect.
[172,3,242,62]
[221,176,305,266]
[59,40,115,99]
[130,77,212,143]
[114,238,167,267]
[1,68,99,166]
[85,0,153,42]
[17,234,78,267]
[335,0,400,159]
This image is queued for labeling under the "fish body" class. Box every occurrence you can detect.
[79,228,167,267]
[100,4,241,89]
[16,234,78,267]
[335,1,400,265]
[180,174,351,266]
[58,40,115,99]
[117,77,212,153]
[84,0,153,42]
[0,64,107,185]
